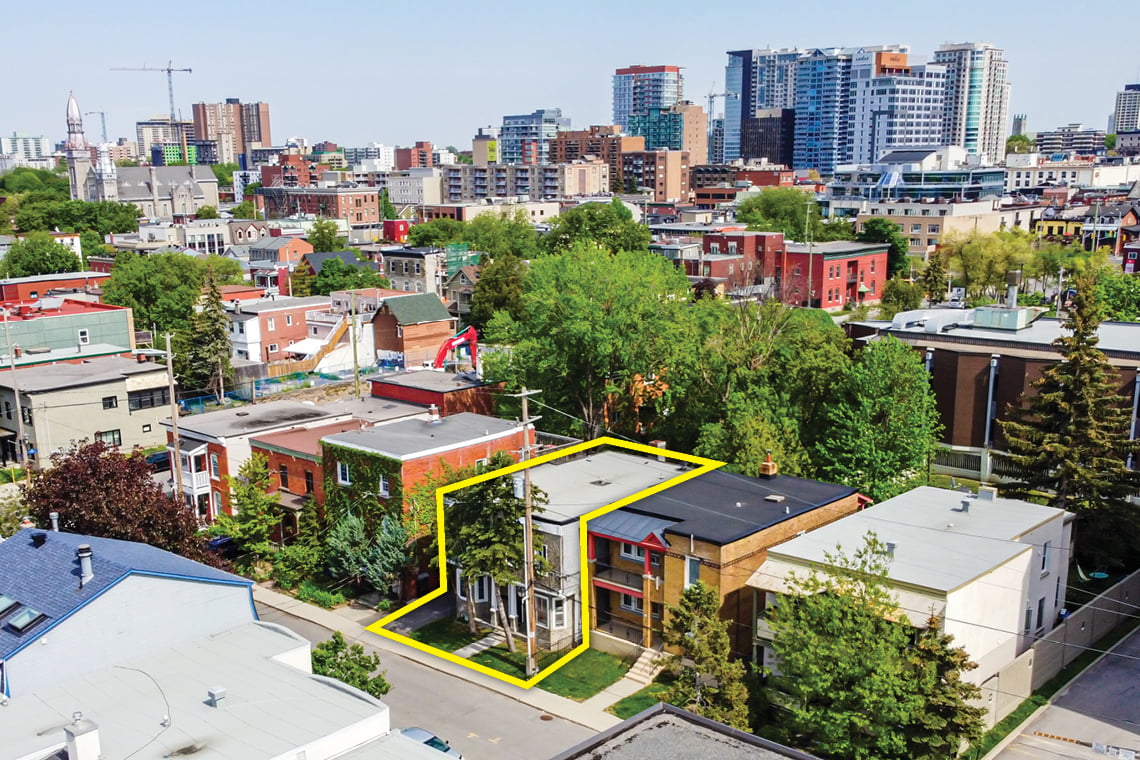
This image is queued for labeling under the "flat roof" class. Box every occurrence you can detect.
[760,487,1066,593]
[323,412,523,460]
[0,354,166,393]
[0,622,412,760]
[0,271,109,285]
[528,450,683,524]
[320,396,427,423]
[786,240,889,256]
[165,400,345,440]
[370,369,487,393]
[225,295,331,314]
[252,419,369,459]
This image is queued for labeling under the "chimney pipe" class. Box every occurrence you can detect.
[1005,270,1021,309]
[208,686,227,707]
[49,512,59,531]
[885,541,897,558]
[77,544,93,586]
[64,713,101,760]
[960,499,970,513]
[650,439,667,462]
[426,404,441,424]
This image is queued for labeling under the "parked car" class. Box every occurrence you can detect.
[207,535,241,561]
[146,451,171,472]
[400,728,462,758]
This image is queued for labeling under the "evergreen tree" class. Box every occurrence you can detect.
[903,617,986,759]
[661,581,750,730]
[179,266,234,399]
[998,275,1140,567]
[920,254,947,304]
[326,514,410,592]
[213,452,280,561]
[289,261,314,297]
[380,188,398,221]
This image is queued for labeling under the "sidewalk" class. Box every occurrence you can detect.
[253,584,624,733]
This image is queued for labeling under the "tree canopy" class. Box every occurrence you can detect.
[311,631,391,698]
[1096,271,1140,321]
[102,251,242,333]
[307,217,342,253]
[0,231,81,277]
[858,218,910,275]
[212,452,280,563]
[940,230,1034,302]
[177,265,234,396]
[311,257,391,296]
[24,440,216,565]
[468,254,526,331]
[195,205,219,219]
[1006,134,1034,155]
[736,188,854,242]
[14,199,140,236]
[407,212,538,260]
[540,198,650,255]
[210,163,240,187]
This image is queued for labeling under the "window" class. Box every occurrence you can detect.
[285,314,293,326]
[102,395,118,410]
[927,224,939,233]
[1035,597,1046,633]
[304,470,315,494]
[649,551,662,567]
[128,388,169,411]
[910,224,922,233]
[620,542,646,562]
[455,572,491,603]
[4,402,11,420]
[77,329,90,346]
[97,429,121,447]
[267,343,278,353]
[651,602,663,620]
[209,453,219,478]
[141,424,151,433]
[266,318,275,331]
[685,557,700,588]
[378,475,390,498]
[279,465,290,490]
[337,461,351,485]
[1041,540,1051,573]
[620,593,644,613]
[870,259,876,274]
[6,606,45,633]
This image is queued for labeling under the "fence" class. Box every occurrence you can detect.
[177,367,388,414]
[978,568,1140,729]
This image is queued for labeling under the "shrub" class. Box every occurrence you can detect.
[272,544,324,590]
[297,580,345,609]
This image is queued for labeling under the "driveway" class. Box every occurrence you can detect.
[256,602,594,760]
[993,627,1140,759]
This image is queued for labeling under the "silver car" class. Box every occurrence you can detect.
[400,727,462,758]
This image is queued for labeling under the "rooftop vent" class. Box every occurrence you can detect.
[590,479,612,487]
[31,532,47,548]
[977,485,998,501]
[207,686,227,707]
[77,544,94,586]
[764,494,786,503]
[426,404,441,424]
[959,499,971,513]
[885,541,897,558]
[758,453,779,479]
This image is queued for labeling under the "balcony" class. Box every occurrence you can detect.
[593,563,646,591]
[305,310,342,325]
[181,469,210,491]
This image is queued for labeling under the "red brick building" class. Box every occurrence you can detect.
[782,241,889,309]
[251,420,369,511]
[259,187,381,226]
[248,235,315,294]
[370,371,500,417]
[696,231,785,288]
[395,141,434,170]
[0,271,110,302]
[260,155,330,189]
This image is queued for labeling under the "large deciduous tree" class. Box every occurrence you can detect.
[736,188,854,242]
[468,254,526,330]
[14,199,139,236]
[24,440,216,564]
[484,244,692,439]
[407,218,465,248]
[858,218,911,275]
[813,336,941,501]
[660,581,750,730]
[311,257,391,296]
[307,217,342,253]
[103,251,240,334]
[941,230,1034,302]
[540,198,650,254]
[212,452,281,562]
[0,231,81,277]
[998,275,1140,567]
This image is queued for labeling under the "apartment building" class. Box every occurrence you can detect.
[626,101,707,166]
[258,186,381,226]
[1036,124,1106,155]
[441,160,609,202]
[226,295,332,363]
[499,109,570,165]
[419,200,560,224]
[395,141,434,170]
[933,42,1011,163]
[354,167,443,206]
[621,150,690,203]
[1112,83,1140,133]
[724,48,807,162]
[548,126,644,188]
[613,65,684,128]
[1004,153,1140,193]
[847,51,946,165]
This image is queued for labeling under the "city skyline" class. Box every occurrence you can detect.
[6,0,1138,152]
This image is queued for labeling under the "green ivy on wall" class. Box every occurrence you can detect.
[322,443,405,536]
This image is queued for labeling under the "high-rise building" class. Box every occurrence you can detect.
[724,48,806,161]
[344,143,394,170]
[848,51,946,165]
[707,117,726,164]
[1036,124,1106,155]
[471,127,499,166]
[612,65,683,129]
[932,42,1010,163]
[626,101,708,165]
[0,133,53,163]
[498,108,570,165]
[394,141,434,170]
[1113,84,1140,133]
[621,150,690,202]
[741,108,795,166]
[192,99,272,164]
[136,117,194,157]
[549,125,644,189]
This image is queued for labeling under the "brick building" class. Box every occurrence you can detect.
[782,240,889,309]
[250,419,371,517]
[247,235,314,294]
[258,186,381,227]
[621,150,690,203]
[369,370,500,417]
[371,292,457,367]
[548,126,644,189]
[0,271,109,302]
[395,141,434,170]
[225,295,331,363]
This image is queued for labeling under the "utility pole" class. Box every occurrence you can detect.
[350,290,361,398]
[3,307,29,483]
[166,334,184,504]
[511,387,542,678]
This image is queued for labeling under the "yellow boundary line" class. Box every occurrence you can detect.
[367,437,724,689]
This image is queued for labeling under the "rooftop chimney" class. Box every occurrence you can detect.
[977,485,998,501]
[649,440,667,462]
[64,713,101,760]
[885,541,897,558]
[208,686,227,707]
[426,404,441,424]
[77,544,93,586]
[758,452,779,479]
[49,512,59,531]
[1005,270,1021,309]
[959,499,971,513]
[31,531,47,547]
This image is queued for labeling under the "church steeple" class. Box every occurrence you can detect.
[66,91,87,151]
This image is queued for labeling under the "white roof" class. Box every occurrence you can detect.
[284,337,325,357]
[527,450,683,524]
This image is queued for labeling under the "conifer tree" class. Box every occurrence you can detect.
[920,254,947,304]
[213,452,280,562]
[661,581,750,731]
[998,274,1140,567]
[180,266,233,398]
[903,617,986,759]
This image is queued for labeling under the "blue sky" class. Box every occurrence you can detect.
[8,0,1138,151]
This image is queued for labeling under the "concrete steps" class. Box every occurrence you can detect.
[625,648,664,685]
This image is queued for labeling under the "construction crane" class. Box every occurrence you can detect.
[111,61,192,123]
[707,82,737,120]
[84,111,108,144]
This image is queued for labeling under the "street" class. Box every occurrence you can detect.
[256,602,595,760]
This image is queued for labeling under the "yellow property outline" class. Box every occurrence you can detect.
[368,437,724,689]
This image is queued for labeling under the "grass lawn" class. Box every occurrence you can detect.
[608,673,676,719]
[406,618,489,653]
[470,646,632,701]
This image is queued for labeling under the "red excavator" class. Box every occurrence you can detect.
[433,326,478,372]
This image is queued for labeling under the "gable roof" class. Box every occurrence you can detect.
[251,236,302,251]
[115,165,215,202]
[303,250,380,274]
[0,528,247,658]
[383,292,453,325]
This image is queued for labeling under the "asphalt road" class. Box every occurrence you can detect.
[256,602,594,760]
[994,627,1140,759]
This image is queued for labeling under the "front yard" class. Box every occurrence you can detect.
[469,645,632,701]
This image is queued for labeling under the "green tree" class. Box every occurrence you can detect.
[79,230,107,261]
[694,389,811,477]
[485,244,693,438]
[813,336,941,500]
[326,514,409,592]
[14,199,139,236]
[446,452,549,644]
[858,218,911,275]
[290,261,315,297]
[660,581,750,730]
[210,163,240,186]
[1096,271,1140,321]
[1105,133,1118,151]
[736,188,854,242]
[0,231,81,277]
[540,198,650,254]
[0,167,70,199]
[196,205,219,219]
[380,188,398,220]
[942,230,1034,301]
[878,276,924,319]
[468,254,526,330]
[311,257,391,296]
[212,452,281,562]
[1006,134,1035,154]
[178,266,234,398]
[230,199,257,219]
[920,254,947,305]
[0,491,28,538]
[103,252,238,333]
[998,275,1140,567]
[307,217,342,252]
[311,631,391,698]
[464,211,539,259]
[766,533,983,760]
[408,218,465,248]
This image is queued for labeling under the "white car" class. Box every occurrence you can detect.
[401,727,462,758]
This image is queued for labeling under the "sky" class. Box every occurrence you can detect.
[7,0,1139,152]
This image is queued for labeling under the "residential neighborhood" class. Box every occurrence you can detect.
[2,6,1140,760]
